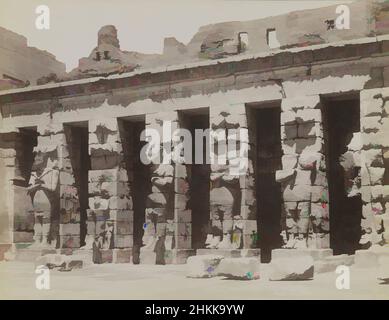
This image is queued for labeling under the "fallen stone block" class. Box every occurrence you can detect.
[269,254,314,281]
[218,257,260,280]
[35,254,83,271]
[186,254,224,278]
[314,254,354,274]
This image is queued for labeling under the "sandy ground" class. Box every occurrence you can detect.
[0,261,388,300]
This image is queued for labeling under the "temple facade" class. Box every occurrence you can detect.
[0,0,389,264]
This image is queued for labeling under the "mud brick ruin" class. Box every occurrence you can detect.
[1,0,389,266]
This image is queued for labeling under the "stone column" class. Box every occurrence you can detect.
[207,104,257,252]
[276,96,330,249]
[0,130,28,258]
[27,122,82,250]
[359,88,389,247]
[87,118,132,263]
[58,126,81,250]
[140,112,178,264]
[19,123,60,249]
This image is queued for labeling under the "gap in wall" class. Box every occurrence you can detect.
[322,96,362,255]
[120,117,151,262]
[179,108,210,249]
[64,123,90,247]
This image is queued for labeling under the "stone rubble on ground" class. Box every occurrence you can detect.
[269,254,314,281]
[217,257,260,280]
[186,254,224,278]
[35,253,83,271]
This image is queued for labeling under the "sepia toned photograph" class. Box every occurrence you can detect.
[0,0,388,305]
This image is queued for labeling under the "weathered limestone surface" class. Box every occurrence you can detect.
[1,1,389,266]
[60,0,377,83]
[277,96,330,250]
[141,111,194,264]
[25,123,83,250]
[314,254,354,274]
[359,88,389,248]
[0,26,65,89]
[218,257,260,280]
[378,256,389,282]
[87,118,132,263]
[269,253,314,280]
[206,104,257,251]
[186,254,224,278]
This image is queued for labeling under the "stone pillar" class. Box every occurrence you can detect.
[359,88,389,247]
[29,122,81,250]
[276,96,330,249]
[0,131,26,258]
[207,104,257,251]
[87,118,132,263]
[58,126,81,250]
[140,112,178,264]
[28,123,84,250]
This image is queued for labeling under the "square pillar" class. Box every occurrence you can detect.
[359,88,389,247]
[276,96,330,249]
[87,118,132,263]
[0,130,29,258]
[208,104,257,250]
[141,111,186,264]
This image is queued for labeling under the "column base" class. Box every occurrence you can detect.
[164,249,196,264]
[196,248,260,258]
[94,248,132,264]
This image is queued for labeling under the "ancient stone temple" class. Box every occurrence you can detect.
[0,0,389,266]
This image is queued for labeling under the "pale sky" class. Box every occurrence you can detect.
[0,0,350,71]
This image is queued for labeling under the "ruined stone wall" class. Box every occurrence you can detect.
[0,132,20,245]
[0,37,389,262]
[360,88,389,246]
[0,26,65,89]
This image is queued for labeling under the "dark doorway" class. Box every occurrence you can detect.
[18,128,38,187]
[179,110,210,249]
[255,106,283,263]
[323,97,362,255]
[120,119,151,253]
[13,128,38,242]
[65,124,90,247]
